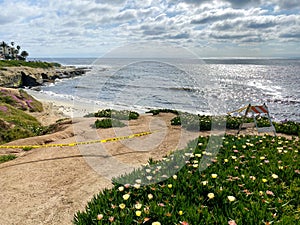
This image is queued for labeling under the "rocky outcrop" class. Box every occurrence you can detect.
[0,66,90,88]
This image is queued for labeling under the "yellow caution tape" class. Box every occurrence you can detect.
[0,131,153,150]
[227,105,249,115]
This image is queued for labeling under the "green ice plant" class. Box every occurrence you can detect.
[74,134,300,224]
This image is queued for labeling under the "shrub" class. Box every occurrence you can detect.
[94,118,126,129]
[146,109,179,115]
[0,154,17,163]
[94,109,139,120]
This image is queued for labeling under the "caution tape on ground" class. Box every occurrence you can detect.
[0,131,153,150]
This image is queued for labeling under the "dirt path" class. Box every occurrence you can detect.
[0,113,199,225]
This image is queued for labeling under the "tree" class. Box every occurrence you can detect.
[20,50,29,60]
[1,41,8,57]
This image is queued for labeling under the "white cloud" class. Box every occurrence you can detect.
[0,0,299,57]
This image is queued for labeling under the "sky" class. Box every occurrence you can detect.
[0,0,300,58]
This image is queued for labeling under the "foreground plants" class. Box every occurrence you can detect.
[74,134,300,224]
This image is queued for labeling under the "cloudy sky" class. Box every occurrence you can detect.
[0,0,299,58]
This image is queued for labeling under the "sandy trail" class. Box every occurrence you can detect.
[0,113,199,225]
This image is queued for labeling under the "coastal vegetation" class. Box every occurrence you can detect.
[0,88,44,144]
[74,134,300,224]
[0,60,61,69]
[0,154,17,164]
[94,109,139,120]
[95,118,126,129]
[0,88,66,144]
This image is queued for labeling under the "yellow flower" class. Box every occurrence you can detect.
[272,174,278,179]
[152,222,161,225]
[207,193,215,199]
[224,159,228,163]
[135,179,142,184]
[193,164,198,168]
[231,156,237,160]
[136,210,142,217]
[195,154,201,157]
[227,196,236,202]
[119,203,126,209]
[278,166,284,170]
[168,184,173,188]
[211,174,218,178]
[259,191,264,196]
[118,186,124,192]
[148,194,153,200]
[262,178,268,183]
[135,203,142,209]
[260,156,265,160]
[123,194,130,200]
[173,175,177,180]
[178,210,183,215]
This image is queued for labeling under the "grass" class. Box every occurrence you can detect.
[0,154,17,164]
[94,118,126,129]
[74,134,300,224]
[0,60,61,69]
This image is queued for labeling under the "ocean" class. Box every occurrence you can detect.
[29,58,300,122]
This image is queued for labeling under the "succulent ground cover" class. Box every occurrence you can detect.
[74,134,300,225]
[169,112,299,136]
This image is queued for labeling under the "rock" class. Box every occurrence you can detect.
[0,66,90,88]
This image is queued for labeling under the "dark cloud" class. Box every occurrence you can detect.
[0,16,15,24]
[279,32,300,39]
[191,10,243,24]
[272,0,300,10]
[210,32,253,40]
[224,0,262,8]
[95,0,127,5]
[168,32,190,39]
[246,20,276,29]
[240,36,263,42]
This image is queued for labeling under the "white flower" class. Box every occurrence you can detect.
[201,181,208,185]
[135,179,142,184]
[118,186,124,192]
[135,203,142,209]
[227,196,236,202]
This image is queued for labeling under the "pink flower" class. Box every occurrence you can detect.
[109,216,114,222]
[266,190,275,196]
[180,221,189,225]
[228,220,237,225]
[233,150,239,153]
[158,203,165,207]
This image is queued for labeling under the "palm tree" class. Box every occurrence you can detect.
[1,41,8,57]
[20,50,29,60]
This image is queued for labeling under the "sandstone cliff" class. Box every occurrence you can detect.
[0,66,89,88]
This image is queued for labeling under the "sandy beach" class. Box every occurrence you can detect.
[0,93,200,225]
